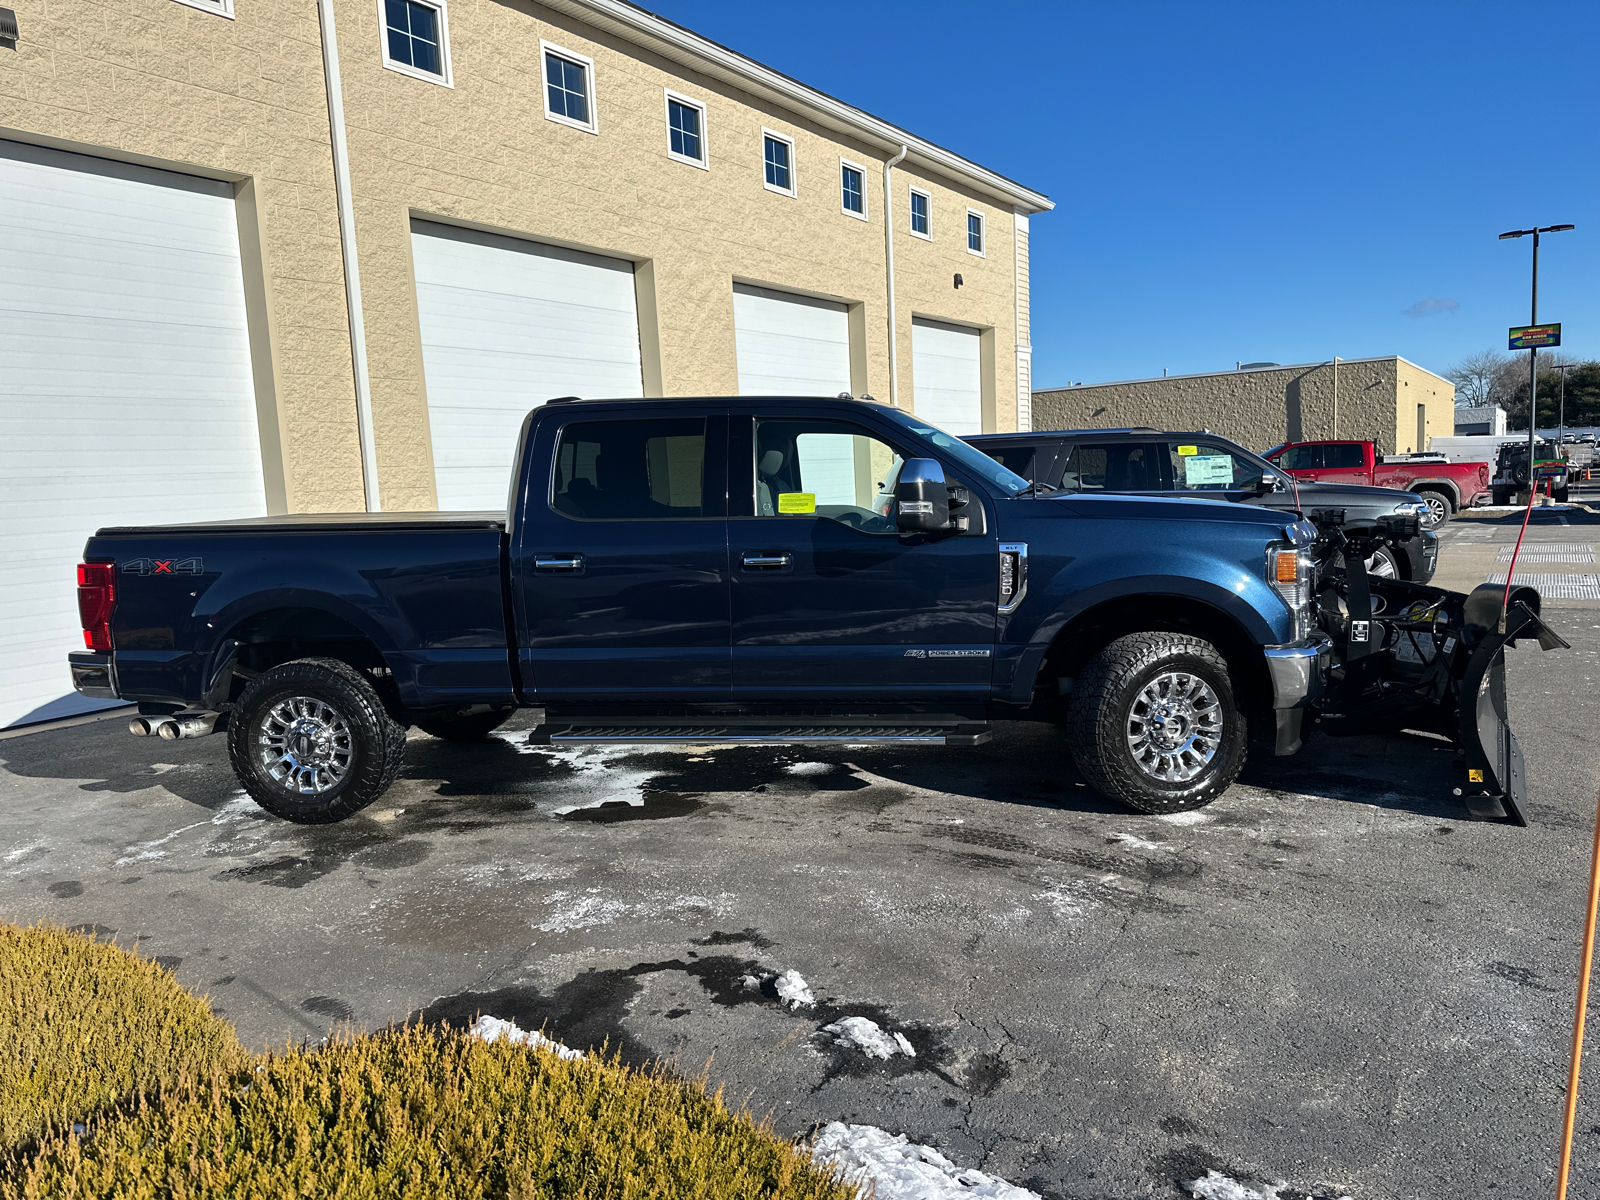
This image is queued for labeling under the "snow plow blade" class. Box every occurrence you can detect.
[1314,520,1568,826]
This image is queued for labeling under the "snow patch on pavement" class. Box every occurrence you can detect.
[1185,1169,1352,1200]
[1110,831,1165,850]
[114,821,206,866]
[1033,879,1092,920]
[784,761,834,776]
[469,1014,584,1061]
[820,1016,914,1059]
[1157,810,1212,826]
[740,968,816,1008]
[535,887,735,933]
[812,1122,1039,1199]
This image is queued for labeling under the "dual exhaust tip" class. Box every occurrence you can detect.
[128,715,220,741]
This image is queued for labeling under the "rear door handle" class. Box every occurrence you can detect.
[535,553,585,573]
[741,551,792,570]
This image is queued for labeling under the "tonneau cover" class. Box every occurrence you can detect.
[95,511,507,535]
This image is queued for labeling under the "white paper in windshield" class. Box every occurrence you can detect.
[1184,455,1235,486]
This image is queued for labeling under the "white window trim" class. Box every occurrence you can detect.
[541,39,598,134]
[908,185,932,241]
[663,89,708,169]
[761,127,796,197]
[839,157,868,221]
[378,0,453,86]
[966,207,986,258]
[173,0,235,18]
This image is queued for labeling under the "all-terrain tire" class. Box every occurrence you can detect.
[413,708,514,741]
[228,658,407,823]
[1066,633,1247,815]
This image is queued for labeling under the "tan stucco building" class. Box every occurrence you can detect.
[0,0,1050,727]
[1032,357,1455,457]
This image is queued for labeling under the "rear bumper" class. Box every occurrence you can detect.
[68,651,119,699]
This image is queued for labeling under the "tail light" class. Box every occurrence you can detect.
[1479,465,1489,487]
[76,561,116,651]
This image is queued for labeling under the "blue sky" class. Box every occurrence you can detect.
[646,1,1600,389]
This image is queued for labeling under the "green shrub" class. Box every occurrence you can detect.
[0,924,246,1152]
[1,926,857,1199]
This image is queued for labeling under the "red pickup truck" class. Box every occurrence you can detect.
[1262,439,1490,530]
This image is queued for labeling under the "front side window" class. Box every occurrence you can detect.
[1167,442,1265,491]
[543,47,593,129]
[754,418,905,532]
[1058,442,1162,492]
[910,188,930,237]
[967,210,985,255]
[552,419,705,520]
[666,95,703,164]
[763,132,793,194]
[840,161,864,216]
[874,407,1029,496]
[384,0,446,79]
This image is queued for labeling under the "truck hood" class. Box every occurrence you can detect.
[1291,480,1422,513]
[1046,491,1295,530]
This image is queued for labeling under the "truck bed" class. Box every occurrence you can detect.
[95,511,507,535]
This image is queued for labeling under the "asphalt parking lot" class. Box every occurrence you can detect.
[5,497,1600,1199]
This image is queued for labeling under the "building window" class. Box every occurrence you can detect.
[381,0,450,84]
[665,91,707,168]
[967,209,985,256]
[172,0,235,18]
[909,187,930,239]
[541,41,596,132]
[839,159,866,219]
[763,130,795,196]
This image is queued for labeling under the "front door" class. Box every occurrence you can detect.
[729,413,998,702]
[514,412,729,701]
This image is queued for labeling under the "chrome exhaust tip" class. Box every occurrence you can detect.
[128,717,153,737]
[158,716,217,741]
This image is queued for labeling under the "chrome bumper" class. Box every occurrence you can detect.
[1264,635,1332,709]
[68,651,119,699]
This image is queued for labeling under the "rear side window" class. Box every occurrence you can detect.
[1324,443,1365,469]
[1274,445,1324,471]
[1057,442,1162,492]
[978,444,1037,480]
[552,419,705,520]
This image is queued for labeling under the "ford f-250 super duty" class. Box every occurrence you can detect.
[68,397,1563,826]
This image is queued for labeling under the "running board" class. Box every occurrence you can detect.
[529,719,991,748]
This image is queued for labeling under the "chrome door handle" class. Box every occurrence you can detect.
[535,553,584,572]
[741,552,792,570]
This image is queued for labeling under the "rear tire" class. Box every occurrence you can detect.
[228,658,406,823]
[413,708,514,741]
[1065,633,1247,815]
[1417,490,1451,529]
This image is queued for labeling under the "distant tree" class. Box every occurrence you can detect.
[1446,350,1511,407]
[1502,356,1600,430]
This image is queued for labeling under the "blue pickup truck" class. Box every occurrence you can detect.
[68,397,1558,825]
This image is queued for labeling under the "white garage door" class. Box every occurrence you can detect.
[0,140,265,729]
[912,317,983,435]
[411,221,644,510]
[732,283,851,396]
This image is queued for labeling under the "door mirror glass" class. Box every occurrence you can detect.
[894,458,950,532]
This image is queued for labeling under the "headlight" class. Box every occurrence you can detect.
[1394,500,1428,516]
[1268,544,1315,640]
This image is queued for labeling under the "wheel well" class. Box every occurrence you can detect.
[218,607,390,705]
[1040,597,1274,716]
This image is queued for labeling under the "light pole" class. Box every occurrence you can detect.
[1499,223,1575,497]
[1553,362,1576,448]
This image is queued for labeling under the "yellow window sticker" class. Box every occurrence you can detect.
[777,492,816,514]
[1177,445,1198,456]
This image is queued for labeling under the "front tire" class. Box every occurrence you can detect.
[1066,633,1247,814]
[228,658,406,823]
[1366,546,1400,579]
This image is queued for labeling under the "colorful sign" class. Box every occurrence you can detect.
[1509,323,1561,350]
[777,492,816,514]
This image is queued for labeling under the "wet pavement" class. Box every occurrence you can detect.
[4,510,1600,1199]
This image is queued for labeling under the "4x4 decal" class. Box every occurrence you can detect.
[122,557,204,576]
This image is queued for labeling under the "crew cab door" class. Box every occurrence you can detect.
[728,412,997,701]
[512,410,730,700]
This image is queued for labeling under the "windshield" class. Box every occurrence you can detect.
[876,409,1030,496]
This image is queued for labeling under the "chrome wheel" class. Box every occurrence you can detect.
[1366,549,1399,579]
[1419,494,1448,529]
[258,695,353,795]
[1125,671,1224,783]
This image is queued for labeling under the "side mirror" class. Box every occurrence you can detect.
[1258,474,1285,494]
[894,458,951,533]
